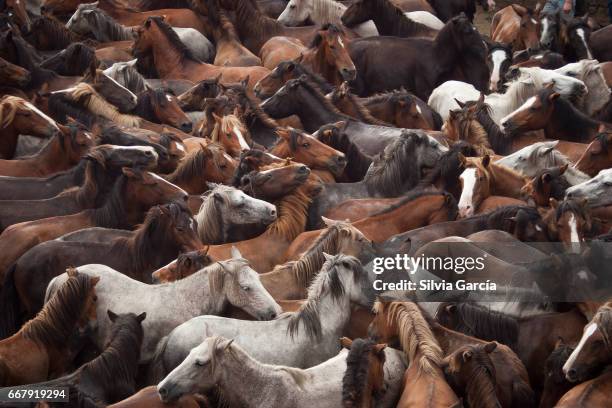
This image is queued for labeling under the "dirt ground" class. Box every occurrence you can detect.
[472,0,611,35]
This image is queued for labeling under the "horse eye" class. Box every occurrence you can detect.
[93,296,97,302]
[241,286,250,292]
[302,142,310,148]
[195,360,205,367]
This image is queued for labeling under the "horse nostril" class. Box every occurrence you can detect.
[182,195,189,202]
[269,208,276,217]
[336,155,346,163]
[298,166,308,174]
[158,386,167,399]
[567,368,577,379]
[180,122,193,132]
[269,312,277,319]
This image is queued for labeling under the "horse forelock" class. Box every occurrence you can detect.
[71,83,141,127]
[388,302,443,375]
[0,95,21,128]
[196,184,234,243]
[452,345,500,408]
[592,304,612,349]
[342,338,376,406]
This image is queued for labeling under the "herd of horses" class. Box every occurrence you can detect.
[0,0,611,406]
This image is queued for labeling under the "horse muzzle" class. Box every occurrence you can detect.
[340,68,357,82]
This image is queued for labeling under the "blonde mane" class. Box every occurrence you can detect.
[267,175,318,241]
[196,184,235,243]
[70,83,141,127]
[385,302,444,375]
[0,95,27,128]
[210,114,251,144]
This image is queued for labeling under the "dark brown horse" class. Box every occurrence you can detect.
[22,311,146,407]
[0,269,99,384]
[520,165,570,207]
[132,88,192,132]
[347,14,489,99]
[341,337,387,408]
[574,131,612,177]
[0,55,30,88]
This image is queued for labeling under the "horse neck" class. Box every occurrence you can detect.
[370,0,412,36]
[295,89,346,132]
[266,186,312,241]
[214,346,287,408]
[30,132,72,173]
[235,0,281,44]
[128,223,180,272]
[313,0,345,23]
[310,283,354,336]
[488,163,527,197]
[546,97,600,141]
[149,30,197,78]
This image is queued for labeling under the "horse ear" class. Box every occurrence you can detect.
[212,112,222,123]
[462,350,473,362]
[454,98,466,109]
[444,304,457,313]
[558,163,568,174]
[275,128,290,140]
[457,153,467,167]
[321,216,334,227]
[534,1,542,17]
[510,4,524,16]
[482,155,491,167]
[230,246,242,259]
[107,310,118,322]
[137,312,147,322]
[541,172,552,183]
[483,342,497,353]
[144,18,152,28]
[241,76,249,88]
[202,245,210,255]
[322,252,334,262]
[66,267,78,277]
[121,167,141,179]
[218,338,234,352]
[373,343,387,356]
[340,337,353,349]
[549,197,559,209]
[90,276,100,286]
[549,92,560,101]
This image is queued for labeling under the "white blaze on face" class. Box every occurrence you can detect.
[563,323,598,377]
[567,212,583,253]
[500,96,537,131]
[338,37,345,50]
[148,171,188,196]
[233,125,249,151]
[489,49,507,91]
[458,168,477,217]
[541,18,549,44]
[24,101,60,130]
[575,29,593,59]
[175,142,186,153]
[415,104,422,114]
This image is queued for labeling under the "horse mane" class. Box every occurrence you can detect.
[382,301,444,375]
[287,255,363,340]
[133,88,170,122]
[87,173,131,228]
[485,205,541,229]
[330,85,390,126]
[364,130,425,196]
[234,0,282,39]
[41,42,97,76]
[112,203,185,271]
[547,88,601,135]
[74,148,117,208]
[371,189,458,220]
[342,338,377,406]
[21,272,96,348]
[468,156,527,184]
[195,184,235,244]
[292,221,361,288]
[208,0,241,42]
[438,303,519,348]
[0,95,25,128]
[206,261,237,310]
[84,7,133,41]
[29,15,79,48]
[419,141,477,189]
[166,143,221,185]
[297,76,352,119]
[309,22,343,48]
[472,101,509,154]
[434,14,485,61]
[69,83,141,127]
[368,0,432,36]
[211,114,251,145]
[545,343,574,385]
[283,61,334,94]
[595,132,611,153]
[267,176,317,241]
[446,344,500,408]
[147,16,199,62]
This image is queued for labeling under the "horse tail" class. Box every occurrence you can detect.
[148,335,170,384]
[0,264,21,339]
[512,379,536,408]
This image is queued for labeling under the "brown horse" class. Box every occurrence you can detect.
[0,123,95,177]
[556,368,612,408]
[574,131,612,177]
[208,113,252,158]
[286,190,457,263]
[151,248,213,283]
[261,24,356,87]
[368,301,461,408]
[0,168,187,281]
[207,166,321,272]
[340,337,387,408]
[436,302,587,392]
[540,339,574,408]
[490,4,540,51]
[133,88,192,133]
[0,95,60,159]
[442,342,502,408]
[323,197,403,221]
[207,0,262,67]
[562,301,612,383]
[543,198,593,251]
[0,55,30,88]
[165,143,237,194]
[0,269,98,385]
[458,155,529,218]
[133,16,269,91]
[370,301,535,408]
[443,96,495,156]
[269,127,346,178]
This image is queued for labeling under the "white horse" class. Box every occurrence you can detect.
[195,184,277,244]
[277,0,443,37]
[554,59,611,116]
[157,336,406,408]
[428,67,588,124]
[67,3,215,62]
[566,168,612,208]
[151,254,375,378]
[44,247,282,363]
[495,141,590,185]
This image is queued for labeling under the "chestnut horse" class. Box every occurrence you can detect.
[132,88,192,133]
[0,55,30,88]
[490,4,540,52]
[260,24,356,86]
[458,155,529,218]
[0,168,187,282]
[556,368,612,408]
[370,301,535,408]
[574,131,612,177]
[133,16,270,91]
[0,269,99,385]
[0,95,60,159]
[109,385,202,408]
[0,123,95,177]
[286,190,458,262]
[206,166,321,272]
